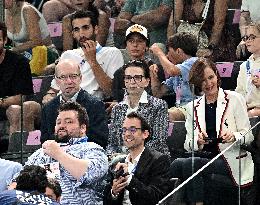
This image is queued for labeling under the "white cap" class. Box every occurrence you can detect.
[125,24,148,40]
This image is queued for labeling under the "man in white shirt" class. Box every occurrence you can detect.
[103,112,171,205]
[51,10,124,100]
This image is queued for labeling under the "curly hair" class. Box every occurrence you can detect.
[16,165,48,193]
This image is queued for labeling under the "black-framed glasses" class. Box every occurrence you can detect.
[242,34,260,42]
[124,75,144,83]
[56,74,81,81]
[121,126,142,135]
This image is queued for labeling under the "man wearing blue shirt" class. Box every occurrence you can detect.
[0,158,22,191]
[150,32,198,121]
[25,101,108,204]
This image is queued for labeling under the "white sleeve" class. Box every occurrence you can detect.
[241,0,249,12]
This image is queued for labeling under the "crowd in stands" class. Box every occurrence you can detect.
[0,0,260,204]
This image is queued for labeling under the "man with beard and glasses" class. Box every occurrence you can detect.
[49,10,124,100]
[20,101,108,204]
[40,59,108,149]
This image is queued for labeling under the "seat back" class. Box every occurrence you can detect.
[8,131,41,153]
[167,121,187,160]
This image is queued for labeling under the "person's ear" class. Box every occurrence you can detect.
[80,124,87,136]
[94,25,99,36]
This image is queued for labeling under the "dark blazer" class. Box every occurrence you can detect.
[40,89,109,148]
[103,148,172,205]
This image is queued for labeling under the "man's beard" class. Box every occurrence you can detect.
[54,129,72,143]
[78,34,96,48]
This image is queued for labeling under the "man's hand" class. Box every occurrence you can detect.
[81,40,97,64]
[42,140,64,160]
[150,43,164,57]
[149,64,159,79]
[111,162,129,196]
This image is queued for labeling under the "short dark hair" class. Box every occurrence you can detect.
[167,32,198,56]
[123,60,150,79]
[189,58,221,96]
[47,178,62,198]
[16,165,48,193]
[125,112,150,133]
[58,101,89,128]
[71,10,99,28]
[0,21,7,40]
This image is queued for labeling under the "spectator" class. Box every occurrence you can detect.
[50,10,124,100]
[0,21,33,149]
[62,2,110,49]
[24,101,108,204]
[149,32,198,121]
[236,22,260,117]
[5,0,52,53]
[112,24,166,103]
[168,0,237,62]
[0,158,22,191]
[107,60,170,157]
[103,112,171,205]
[237,0,260,60]
[0,165,59,204]
[114,0,172,48]
[41,59,109,148]
[45,178,62,203]
[170,58,255,205]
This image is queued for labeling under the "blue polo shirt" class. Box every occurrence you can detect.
[164,57,198,105]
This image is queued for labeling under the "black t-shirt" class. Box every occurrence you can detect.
[0,50,33,98]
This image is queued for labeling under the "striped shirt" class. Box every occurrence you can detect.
[25,137,108,205]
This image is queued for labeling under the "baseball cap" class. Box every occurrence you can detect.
[125,24,149,41]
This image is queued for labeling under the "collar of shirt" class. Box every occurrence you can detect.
[125,147,145,174]
[122,90,149,106]
[59,90,80,103]
[68,135,88,145]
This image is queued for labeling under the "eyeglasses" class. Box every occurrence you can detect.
[56,74,81,81]
[124,75,144,83]
[121,126,142,135]
[241,34,260,42]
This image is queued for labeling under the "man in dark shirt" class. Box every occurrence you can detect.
[40,59,109,148]
[0,22,33,153]
[0,22,33,119]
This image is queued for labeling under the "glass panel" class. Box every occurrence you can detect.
[0,75,54,164]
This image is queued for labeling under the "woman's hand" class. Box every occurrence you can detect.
[221,131,235,143]
[197,131,208,147]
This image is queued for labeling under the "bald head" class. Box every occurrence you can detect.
[55,59,82,100]
[55,59,80,76]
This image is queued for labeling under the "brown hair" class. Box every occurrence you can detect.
[189,58,221,96]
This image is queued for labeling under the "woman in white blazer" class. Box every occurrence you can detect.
[170,58,255,205]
